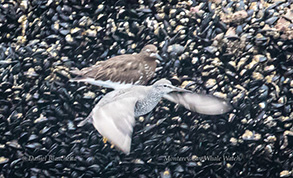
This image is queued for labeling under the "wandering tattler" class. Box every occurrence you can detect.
[78,79,232,154]
[70,44,163,89]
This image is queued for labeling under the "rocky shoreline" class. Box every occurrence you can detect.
[0,0,292,177]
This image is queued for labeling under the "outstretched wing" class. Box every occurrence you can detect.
[163,92,232,115]
[91,95,138,154]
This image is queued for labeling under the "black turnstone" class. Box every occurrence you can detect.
[78,79,232,154]
[70,44,163,89]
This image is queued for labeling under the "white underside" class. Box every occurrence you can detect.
[69,78,134,89]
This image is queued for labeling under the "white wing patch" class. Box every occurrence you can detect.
[69,78,133,89]
[91,96,138,154]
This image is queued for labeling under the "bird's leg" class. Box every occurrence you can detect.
[144,111,153,122]
[103,137,108,144]
[102,137,115,149]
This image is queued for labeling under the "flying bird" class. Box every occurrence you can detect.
[78,79,232,154]
[70,44,163,89]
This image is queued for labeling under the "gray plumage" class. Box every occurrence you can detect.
[78,79,232,154]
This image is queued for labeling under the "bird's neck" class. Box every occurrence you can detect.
[134,88,163,117]
[147,87,164,102]
[143,57,157,71]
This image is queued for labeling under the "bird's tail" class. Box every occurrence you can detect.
[68,68,88,83]
[77,113,93,127]
[69,68,83,76]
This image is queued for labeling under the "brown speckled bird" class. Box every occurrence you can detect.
[70,44,162,89]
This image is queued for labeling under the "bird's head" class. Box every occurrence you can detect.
[152,79,184,95]
[140,44,163,61]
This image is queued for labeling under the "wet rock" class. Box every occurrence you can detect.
[0,0,292,177]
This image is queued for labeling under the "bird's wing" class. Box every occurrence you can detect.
[77,113,93,127]
[91,91,140,154]
[163,92,232,115]
[94,56,145,84]
[71,55,145,85]
[77,89,131,127]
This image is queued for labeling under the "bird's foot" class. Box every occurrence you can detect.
[103,137,108,144]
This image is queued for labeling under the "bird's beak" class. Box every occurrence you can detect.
[170,86,188,93]
[150,53,163,61]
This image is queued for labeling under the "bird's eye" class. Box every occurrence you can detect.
[163,84,167,87]
[146,49,151,53]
